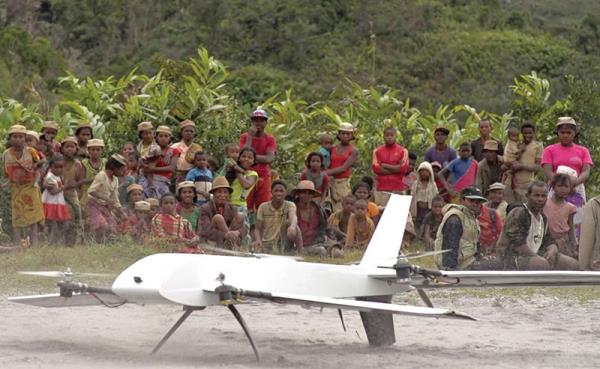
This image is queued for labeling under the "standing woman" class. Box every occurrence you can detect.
[171,119,203,184]
[87,154,128,241]
[2,125,44,246]
[141,125,180,198]
[61,136,85,245]
[326,123,359,212]
[75,124,93,159]
[79,139,106,208]
[541,117,593,238]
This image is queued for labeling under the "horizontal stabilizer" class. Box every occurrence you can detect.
[9,292,126,308]
[245,291,476,321]
[412,270,600,288]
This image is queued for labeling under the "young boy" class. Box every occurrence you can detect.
[421,195,445,251]
[318,133,334,169]
[328,194,356,243]
[345,199,375,249]
[217,143,241,176]
[502,125,525,189]
[185,151,213,204]
[437,143,477,202]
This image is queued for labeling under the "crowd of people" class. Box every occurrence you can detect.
[2,111,600,270]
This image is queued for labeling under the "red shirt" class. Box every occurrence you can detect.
[300,170,330,198]
[330,144,355,179]
[156,146,181,179]
[372,143,409,191]
[239,133,277,178]
[478,206,503,250]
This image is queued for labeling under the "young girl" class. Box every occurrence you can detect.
[300,152,329,204]
[75,124,93,159]
[226,147,258,211]
[87,154,128,242]
[60,136,85,245]
[318,133,334,169]
[151,193,197,244]
[410,161,439,230]
[345,199,375,249]
[121,142,136,158]
[175,181,201,233]
[352,181,380,224]
[326,123,358,212]
[3,125,44,247]
[42,155,71,243]
[544,173,578,258]
[118,152,138,206]
[185,151,213,205]
[40,121,61,153]
[79,139,106,208]
[140,125,180,199]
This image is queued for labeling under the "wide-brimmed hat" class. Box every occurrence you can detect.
[460,187,487,202]
[42,121,59,132]
[555,116,577,129]
[210,176,233,194]
[86,138,105,148]
[487,182,506,193]
[8,125,27,135]
[137,121,153,132]
[176,180,195,193]
[61,136,78,146]
[111,153,127,166]
[483,140,499,152]
[179,119,196,130]
[26,130,39,141]
[338,122,356,133]
[127,183,144,193]
[434,125,450,135]
[155,125,172,136]
[251,108,268,120]
[291,180,321,196]
[134,201,151,211]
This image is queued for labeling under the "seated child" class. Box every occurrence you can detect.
[151,193,197,244]
[328,194,356,243]
[352,181,380,224]
[345,199,375,250]
[421,195,444,251]
[185,151,213,205]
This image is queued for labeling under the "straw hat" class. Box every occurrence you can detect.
[338,122,356,133]
[176,180,195,194]
[556,116,577,129]
[155,125,172,136]
[134,201,151,211]
[8,125,27,135]
[483,140,499,152]
[110,153,127,166]
[137,121,153,132]
[26,130,39,141]
[61,136,78,146]
[127,183,144,193]
[179,119,196,130]
[86,138,105,148]
[291,180,321,196]
[42,121,59,132]
[209,176,233,194]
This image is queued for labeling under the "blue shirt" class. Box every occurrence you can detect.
[186,167,213,183]
[446,158,473,184]
[319,146,331,169]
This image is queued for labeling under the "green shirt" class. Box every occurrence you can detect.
[230,170,258,208]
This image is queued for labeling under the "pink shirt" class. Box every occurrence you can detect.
[541,143,593,175]
[543,199,576,239]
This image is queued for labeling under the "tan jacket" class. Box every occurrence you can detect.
[434,204,479,270]
[579,196,600,270]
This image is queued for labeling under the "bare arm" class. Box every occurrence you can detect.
[255,150,274,164]
[575,164,591,186]
[437,167,455,196]
[542,164,554,183]
[236,172,257,189]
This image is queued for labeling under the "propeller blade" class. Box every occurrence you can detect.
[19,271,65,278]
[19,271,112,278]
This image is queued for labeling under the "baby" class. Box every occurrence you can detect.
[502,125,525,188]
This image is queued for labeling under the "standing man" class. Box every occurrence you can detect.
[471,119,504,162]
[326,123,359,212]
[434,187,494,270]
[371,127,410,207]
[506,121,543,202]
[496,181,579,270]
[476,140,503,195]
[424,126,456,168]
[240,109,277,216]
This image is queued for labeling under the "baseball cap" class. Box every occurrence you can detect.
[460,187,487,202]
[251,109,268,120]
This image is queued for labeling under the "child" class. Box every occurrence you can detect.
[300,152,330,204]
[543,173,577,258]
[410,161,439,230]
[421,195,445,251]
[40,121,61,153]
[147,197,159,218]
[75,124,93,159]
[437,143,477,202]
[121,142,136,158]
[217,143,241,176]
[79,139,106,208]
[318,133,334,169]
[133,200,152,240]
[352,181,380,224]
[186,151,213,205]
[42,155,71,244]
[227,147,258,211]
[118,152,138,206]
[328,194,356,243]
[175,181,201,233]
[125,183,145,212]
[207,156,219,174]
[61,136,85,245]
[345,199,375,249]
[151,193,197,243]
[3,125,44,247]
[431,161,451,203]
[501,125,524,189]
[140,126,180,199]
[403,152,418,193]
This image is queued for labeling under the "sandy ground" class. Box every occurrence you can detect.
[1,291,599,369]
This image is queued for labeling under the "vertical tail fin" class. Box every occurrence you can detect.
[359,194,411,267]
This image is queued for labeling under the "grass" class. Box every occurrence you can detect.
[2,239,600,303]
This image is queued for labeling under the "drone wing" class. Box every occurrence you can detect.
[8,291,126,308]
